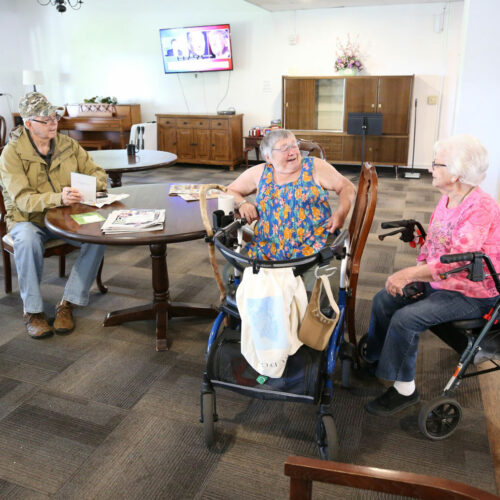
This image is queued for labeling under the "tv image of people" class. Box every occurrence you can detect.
[186,30,210,59]
[165,37,189,60]
[208,29,230,59]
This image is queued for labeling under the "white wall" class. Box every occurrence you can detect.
[0,0,463,169]
[453,0,500,200]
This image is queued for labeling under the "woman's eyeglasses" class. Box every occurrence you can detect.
[31,115,62,125]
[272,142,299,153]
[431,161,447,170]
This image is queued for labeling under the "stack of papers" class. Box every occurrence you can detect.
[101,209,165,234]
[169,184,218,202]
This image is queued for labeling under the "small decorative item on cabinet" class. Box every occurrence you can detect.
[335,34,363,75]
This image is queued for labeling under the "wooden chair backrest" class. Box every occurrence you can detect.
[0,115,6,154]
[0,186,7,240]
[285,455,498,500]
[297,139,326,160]
[348,162,378,279]
[345,163,378,345]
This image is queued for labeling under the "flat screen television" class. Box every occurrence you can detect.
[160,24,233,74]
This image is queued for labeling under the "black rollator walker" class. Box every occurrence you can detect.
[359,219,500,440]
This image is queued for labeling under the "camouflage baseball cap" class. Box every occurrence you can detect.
[19,92,64,119]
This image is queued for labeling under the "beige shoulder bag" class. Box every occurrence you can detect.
[298,274,340,351]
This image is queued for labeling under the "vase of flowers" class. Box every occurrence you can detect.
[335,35,363,75]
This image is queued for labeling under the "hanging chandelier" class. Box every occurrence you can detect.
[37,0,83,13]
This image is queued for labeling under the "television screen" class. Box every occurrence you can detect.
[160,24,233,74]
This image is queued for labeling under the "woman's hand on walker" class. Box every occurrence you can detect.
[385,269,410,297]
[325,212,345,233]
[238,201,259,223]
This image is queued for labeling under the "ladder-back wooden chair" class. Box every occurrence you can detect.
[345,162,378,347]
[285,456,498,500]
[0,187,106,294]
[0,115,6,155]
[297,138,326,160]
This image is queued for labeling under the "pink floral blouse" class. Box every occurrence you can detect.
[417,187,500,298]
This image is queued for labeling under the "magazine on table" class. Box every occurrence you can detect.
[101,209,165,234]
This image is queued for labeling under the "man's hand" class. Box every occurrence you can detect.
[62,187,83,206]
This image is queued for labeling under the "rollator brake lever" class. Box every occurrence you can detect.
[378,228,404,241]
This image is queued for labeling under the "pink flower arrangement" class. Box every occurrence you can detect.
[335,35,363,72]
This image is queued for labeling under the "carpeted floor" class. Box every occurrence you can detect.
[0,163,497,499]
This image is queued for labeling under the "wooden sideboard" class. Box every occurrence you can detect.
[59,104,141,149]
[282,75,414,166]
[156,113,243,170]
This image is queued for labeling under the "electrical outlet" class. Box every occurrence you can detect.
[427,95,438,105]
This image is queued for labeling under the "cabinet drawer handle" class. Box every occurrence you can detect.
[200,122,203,125]
[217,122,221,126]
[190,143,197,146]
[173,142,177,145]
[212,144,215,147]
[184,121,188,125]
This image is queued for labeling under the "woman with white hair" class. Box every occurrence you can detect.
[364,134,500,416]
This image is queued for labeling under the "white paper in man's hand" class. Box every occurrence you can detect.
[71,172,96,205]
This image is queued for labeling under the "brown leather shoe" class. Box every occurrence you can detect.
[23,313,54,339]
[53,300,75,335]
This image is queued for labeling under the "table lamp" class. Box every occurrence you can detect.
[22,70,44,92]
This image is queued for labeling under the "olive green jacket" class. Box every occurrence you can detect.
[0,127,107,231]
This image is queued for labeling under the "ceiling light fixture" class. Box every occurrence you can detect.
[36,0,83,13]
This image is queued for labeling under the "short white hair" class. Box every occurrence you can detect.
[260,129,296,159]
[434,134,489,186]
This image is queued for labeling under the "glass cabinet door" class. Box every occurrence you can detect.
[315,79,345,131]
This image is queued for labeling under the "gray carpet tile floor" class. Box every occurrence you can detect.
[0,163,496,498]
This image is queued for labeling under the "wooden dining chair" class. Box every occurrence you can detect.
[0,115,6,155]
[297,138,326,160]
[285,455,498,500]
[0,187,107,295]
[345,162,378,347]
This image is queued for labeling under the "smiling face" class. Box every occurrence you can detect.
[266,137,301,173]
[188,31,206,56]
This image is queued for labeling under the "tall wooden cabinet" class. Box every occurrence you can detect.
[156,113,243,170]
[283,75,413,166]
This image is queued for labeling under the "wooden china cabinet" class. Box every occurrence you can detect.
[282,75,414,166]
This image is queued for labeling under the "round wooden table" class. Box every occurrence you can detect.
[90,149,177,187]
[45,183,218,351]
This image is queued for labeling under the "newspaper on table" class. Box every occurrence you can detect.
[169,184,219,202]
[101,209,165,234]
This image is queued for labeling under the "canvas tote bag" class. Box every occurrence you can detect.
[236,267,308,378]
[298,274,340,351]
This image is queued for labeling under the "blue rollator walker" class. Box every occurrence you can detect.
[358,220,500,440]
[197,170,378,459]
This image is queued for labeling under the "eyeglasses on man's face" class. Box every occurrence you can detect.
[31,115,62,125]
[430,160,447,170]
[272,142,299,153]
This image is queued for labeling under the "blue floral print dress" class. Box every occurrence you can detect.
[246,157,332,260]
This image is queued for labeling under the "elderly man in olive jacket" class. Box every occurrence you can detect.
[0,92,107,338]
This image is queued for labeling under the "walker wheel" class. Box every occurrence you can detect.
[202,392,216,447]
[316,414,339,461]
[418,397,462,440]
[357,333,369,362]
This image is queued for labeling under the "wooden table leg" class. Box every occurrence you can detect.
[102,242,217,351]
[108,172,123,188]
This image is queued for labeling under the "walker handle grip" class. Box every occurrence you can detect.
[381,220,410,229]
[440,252,475,264]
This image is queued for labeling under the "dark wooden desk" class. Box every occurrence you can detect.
[45,183,217,351]
[90,150,177,187]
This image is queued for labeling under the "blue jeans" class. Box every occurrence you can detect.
[10,222,106,313]
[365,284,497,382]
